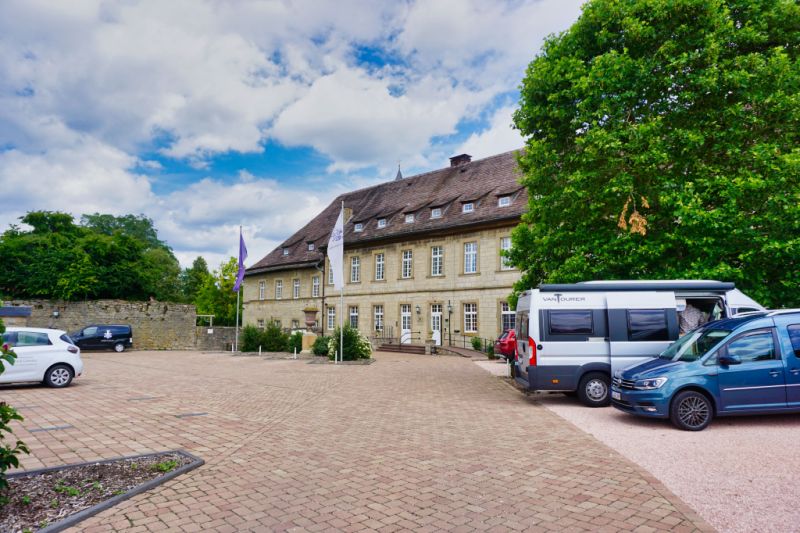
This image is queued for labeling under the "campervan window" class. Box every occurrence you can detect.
[517,312,529,339]
[549,310,593,335]
[627,310,669,341]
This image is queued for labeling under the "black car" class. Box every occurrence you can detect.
[70,324,133,352]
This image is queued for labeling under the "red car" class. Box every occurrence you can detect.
[494,329,517,359]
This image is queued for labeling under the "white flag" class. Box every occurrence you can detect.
[327,206,345,290]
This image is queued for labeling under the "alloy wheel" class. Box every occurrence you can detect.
[677,396,710,429]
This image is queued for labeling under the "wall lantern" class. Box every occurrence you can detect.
[415,305,421,315]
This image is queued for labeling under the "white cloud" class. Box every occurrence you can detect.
[457,105,523,159]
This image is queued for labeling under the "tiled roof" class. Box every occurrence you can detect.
[246,149,526,276]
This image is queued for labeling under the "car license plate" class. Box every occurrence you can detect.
[611,391,621,401]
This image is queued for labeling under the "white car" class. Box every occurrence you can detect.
[0,327,84,387]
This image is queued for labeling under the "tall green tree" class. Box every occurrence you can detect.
[510,0,800,307]
[195,257,241,326]
[180,256,211,302]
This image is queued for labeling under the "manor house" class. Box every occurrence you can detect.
[242,150,526,347]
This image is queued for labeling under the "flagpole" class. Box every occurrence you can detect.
[234,225,242,352]
[339,200,344,364]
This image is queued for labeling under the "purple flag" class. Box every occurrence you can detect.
[233,229,248,292]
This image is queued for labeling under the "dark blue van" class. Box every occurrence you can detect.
[70,324,133,352]
[611,310,800,430]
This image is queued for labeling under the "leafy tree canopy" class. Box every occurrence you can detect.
[510,0,800,307]
[195,257,241,326]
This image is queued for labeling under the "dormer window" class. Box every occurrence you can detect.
[462,202,474,213]
[431,208,442,219]
[354,223,363,232]
[405,214,414,223]
[307,242,315,251]
[282,248,289,256]
[377,218,387,228]
[498,196,511,207]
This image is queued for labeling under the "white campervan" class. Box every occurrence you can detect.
[514,281,764,407]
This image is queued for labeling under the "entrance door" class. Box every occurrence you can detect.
[400,304,412,344]
[606,292,678,375]
[431,304,442,346]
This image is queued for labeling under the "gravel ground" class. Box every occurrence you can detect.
[474,360,800,533]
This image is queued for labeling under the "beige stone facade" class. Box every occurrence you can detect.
[243,224,520,343]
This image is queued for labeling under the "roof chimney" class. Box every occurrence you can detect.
[449,154,472,167]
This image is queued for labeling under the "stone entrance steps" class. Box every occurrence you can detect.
[378,343,426,355]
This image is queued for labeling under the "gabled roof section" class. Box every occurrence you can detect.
[246,149,526,275]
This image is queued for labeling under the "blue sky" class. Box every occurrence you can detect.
[0,0,585,268]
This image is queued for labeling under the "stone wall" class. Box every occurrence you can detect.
[194,326,237,352]
[4,299,197,350]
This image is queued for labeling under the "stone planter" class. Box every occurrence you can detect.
[302,307,319,330]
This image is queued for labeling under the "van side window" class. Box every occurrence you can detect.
[548,310,593,335]
[726,330,775,363]
[787,325,800,357]
[517,312,529,339]
[627,310,669,341]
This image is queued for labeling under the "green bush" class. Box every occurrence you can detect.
[288,331,303,354]
[0,318,29,506]
[262,322,289,352]
[486,345,495,359]
[470,336,482,351]
[240,325,263,352]
[327,324,371,361]
[312,336,330,356]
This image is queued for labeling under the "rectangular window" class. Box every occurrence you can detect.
[500,237,513,270]
[327,307,335,330]
[788,325,800,357]
[274,320,282,329]
[275,280,283,300]
[377,218,387,228]
[374,305,384,333]
[349,306,359,328]
[464,242,477,274]
[431,246,443,276]
[293,279,300,299]
[726,330,776,363]
[291,319,299,329]
[350,256,360,283]
[501,302,516,332]
[328,264,334,285]
[283,248,289,255]
[258,280,265,300]
[375,253,385,280]
[627,310,669,341]
[257,319,265,329]
[464,303,477,333]
[431,207,442,219]
[498,196,511,207]
[401,250,413,278]
[405,213,414,223]
[354,223,363,232]
[462,203,474,213]
[549,310,593,335]
[312,276,320,297]
[307,242,315,251]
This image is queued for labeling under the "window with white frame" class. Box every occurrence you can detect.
[464,303,477,332]
[401,250,413,278]
[405,213,414,223]
[501,302,516,332]
[500,237,513,270]
[375,253,384,280]
[354,223,363,232]
[257,319,265,329]
[498,196,511,207]
[373,305,384,333]
[464,242,478,274]
[350,256,360,283]
[258,280,265,300]
[377,218,387,228]
[307,242,315,251]
[291,319,299,329]
[431,246,443,276]
[328,264,334,285]
[431,207,442,219]
[349,306,359,328]
[293,279,300,299]
[282,248,289,255]
[462,202,474,213]
[274,319,282,329]
[275,280,283,299]
[312,276,320,297]
[327,306,335,330]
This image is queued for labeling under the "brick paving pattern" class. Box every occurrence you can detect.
[5,351,713,532]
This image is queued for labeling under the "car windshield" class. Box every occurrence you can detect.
[498,331,509,341]
[659,329,732,362]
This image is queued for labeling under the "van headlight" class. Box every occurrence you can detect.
[634,377,668,390]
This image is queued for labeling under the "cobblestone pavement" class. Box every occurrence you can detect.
[5,351,713,532]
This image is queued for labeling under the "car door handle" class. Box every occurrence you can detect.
[769,370,781,377]
[790,369,800,375]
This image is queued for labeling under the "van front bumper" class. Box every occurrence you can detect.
[611,386,670,418]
